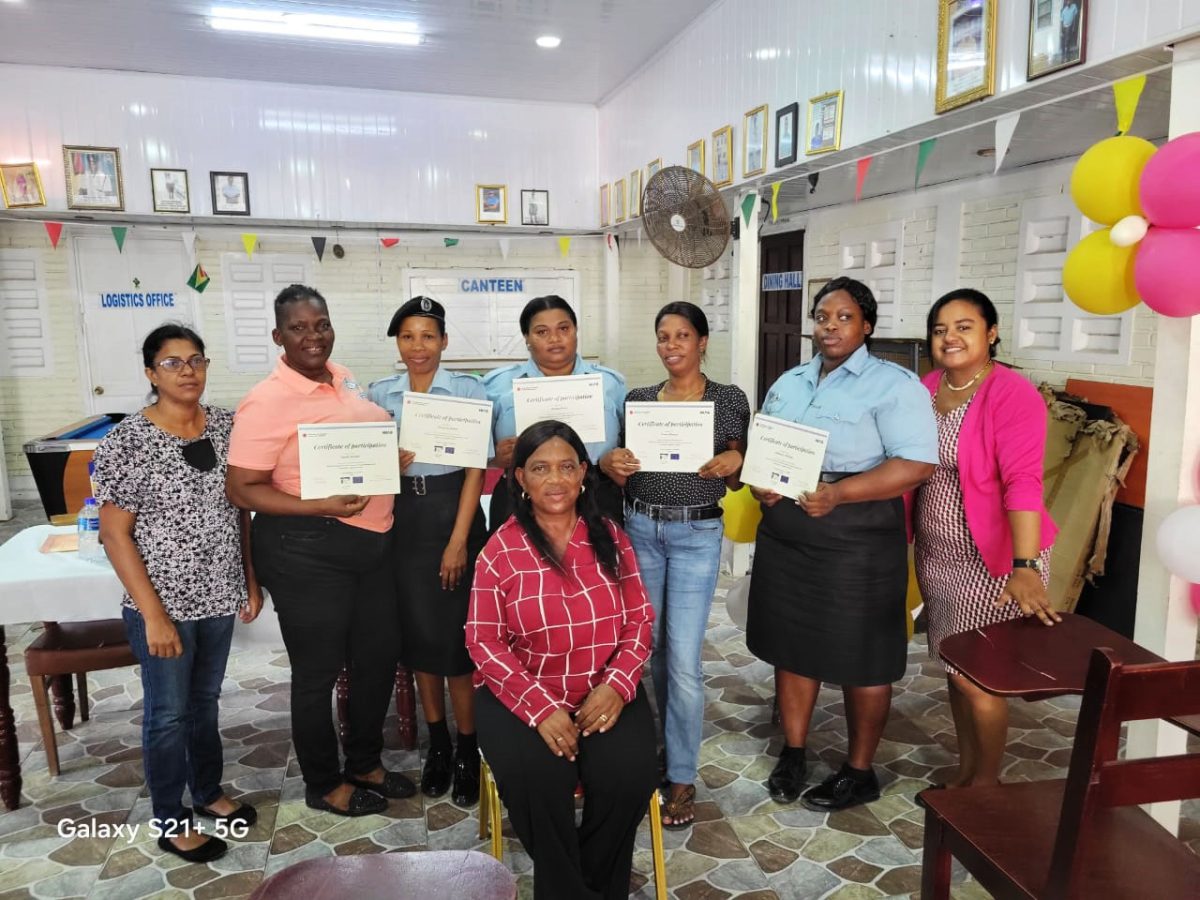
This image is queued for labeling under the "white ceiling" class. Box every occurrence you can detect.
[0,0,719,103]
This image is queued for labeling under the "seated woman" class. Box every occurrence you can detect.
[94,324,261,863]
[467,421,657,900]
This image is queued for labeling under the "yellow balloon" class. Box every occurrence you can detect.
[1069,135,1156,225]
[1062,229,1140,315]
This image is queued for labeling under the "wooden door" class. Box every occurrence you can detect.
[758,230,806,403]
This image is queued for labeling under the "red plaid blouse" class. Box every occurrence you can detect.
[466,516,654,727]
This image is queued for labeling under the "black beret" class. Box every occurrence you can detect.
[386,296,446,336]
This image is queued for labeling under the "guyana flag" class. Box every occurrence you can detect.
[187,263,210,293]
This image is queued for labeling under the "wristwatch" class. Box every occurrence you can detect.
[1012,557,1042,572]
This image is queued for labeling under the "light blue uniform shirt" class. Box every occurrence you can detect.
[483,355,626,465]
[760,344,938,473]
[368,366,494,477]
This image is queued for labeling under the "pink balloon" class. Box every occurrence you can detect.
[1140,132,1200,228]
[1135,227,1200,317]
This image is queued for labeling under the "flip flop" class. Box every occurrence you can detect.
[660,784,696,831]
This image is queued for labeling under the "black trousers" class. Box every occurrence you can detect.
[252,514,398,795]
[476,685,657,900]
[488,473,625,534]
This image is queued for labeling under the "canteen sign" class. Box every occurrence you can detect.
[99,291,177,309]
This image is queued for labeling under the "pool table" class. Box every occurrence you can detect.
[22,415,126,523]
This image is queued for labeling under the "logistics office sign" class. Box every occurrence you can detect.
[98,291,177,308]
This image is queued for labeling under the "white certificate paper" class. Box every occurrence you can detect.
[625,401,714,473]
[398,392,493,470]
[297,422,400,500]
[741,414,829,499]
[512,374,605,444]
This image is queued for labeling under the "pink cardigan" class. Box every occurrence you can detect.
[918,364,1057,578]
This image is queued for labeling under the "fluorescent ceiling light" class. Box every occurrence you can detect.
[210,6,423,46]
[536,35,561,49]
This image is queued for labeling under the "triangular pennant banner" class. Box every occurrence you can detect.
[44,221,63,249]
[380,237,399,248]
[111,226,127,253]
[498,237,510,260]
[186,263,210,294]
[741,193,757,227]
[181,231,197,260]
[1113,74,1147,135]
[557,236,572,258]
[770,182,782,222]
[807,172,819,194]
[915,138,937,187]
[241,233,257,259]
[311,236,326,261]
[444,238,459,247]
[855,157,873,201]
[994,113,1020,174]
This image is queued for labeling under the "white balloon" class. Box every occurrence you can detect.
[724,573,752,629]
[1109,214,1150,247]
[1156,505,1200,583]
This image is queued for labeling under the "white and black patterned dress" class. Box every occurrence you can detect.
[91,406,246,621]
[914,396,1051,674]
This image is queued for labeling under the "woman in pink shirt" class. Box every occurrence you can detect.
[914,288,1060,789]
[467,420,656,900]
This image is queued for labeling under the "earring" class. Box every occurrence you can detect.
[521,490,529,501]
[580,483,587,494]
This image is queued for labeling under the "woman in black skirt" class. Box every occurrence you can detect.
[368,297,489,806]
[745,278,938,812]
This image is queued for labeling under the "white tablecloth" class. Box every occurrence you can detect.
[0,525,284,648]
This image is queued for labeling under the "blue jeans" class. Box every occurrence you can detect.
[624,508,723,785]
[123,608,235,829]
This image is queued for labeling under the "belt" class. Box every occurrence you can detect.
[819,471,862,483]
[400,470,466,496]
[627,496,722,522]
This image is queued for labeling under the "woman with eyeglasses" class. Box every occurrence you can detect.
[93,324,262,864]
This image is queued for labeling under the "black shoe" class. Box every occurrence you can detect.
[767,746,807,804]
[345,769,416,799]
[305,786,388,817]
[421,747,453,798]
[157,834,227,863]
[800,764,880,812]
[192,801,258,830]
[451,751,480,807]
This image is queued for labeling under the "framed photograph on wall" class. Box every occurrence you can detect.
[614,177,627,223]
[808,277,831,304]
[521,188,549,226]
[687,139,705,176]
[646,157,662,183]
[743,104,768,177]
[475,184,507,224]
[600,183,610,226]
[63,145,123,211]
[628,169,641,218]
[0,162,45,208]
[150,168,190,213]
[211,171,250,215]
[1028,0,1086,79]
[936,0,997,112]
[775,102,799,167]
[805,91,844,156]
[712,125,733,187]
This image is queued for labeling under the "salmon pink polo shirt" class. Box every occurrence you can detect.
[228,357,394,534]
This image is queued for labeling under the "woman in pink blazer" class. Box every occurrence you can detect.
[914,288,1059,788]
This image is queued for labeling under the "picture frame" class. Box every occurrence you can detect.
[63,145,123,211]
[936,0,998,113]
[711,125,733,187]
[0,162,45,209]
[805,91,844,156]
[775,102,799,167]
[211,171,250,216]
[475,183,507,224]
[520,188,550,226]
[628,169,641,218]
[646,157,662,184]
[808,277,831,304]
[600,183,610,227]
[743,104,768,177]
[150,168,190,214]
[687,139,705,177]
[614,177,627,223]
[1028,0,1086,79]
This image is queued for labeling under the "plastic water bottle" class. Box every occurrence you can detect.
[77,498,103,562]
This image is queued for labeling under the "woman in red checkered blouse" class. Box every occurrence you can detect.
[467,420,658,900]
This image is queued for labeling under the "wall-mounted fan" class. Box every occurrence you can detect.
[641,165,731,269]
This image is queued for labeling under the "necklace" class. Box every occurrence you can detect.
[658,377,706,402]
[943,360,993,392]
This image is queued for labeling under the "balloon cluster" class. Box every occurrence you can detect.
[1157,505,1200,614]
[1064,132,1200,318]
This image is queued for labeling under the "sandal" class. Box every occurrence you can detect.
[660,783,696,831]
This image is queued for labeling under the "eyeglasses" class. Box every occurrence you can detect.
[182,437,216,472]
[523,461,583,479]
[157,355,211,373]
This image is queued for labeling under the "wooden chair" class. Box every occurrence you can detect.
[335,663,417,750]
[919,648,1200,899]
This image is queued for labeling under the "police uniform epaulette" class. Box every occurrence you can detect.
[870,355,922,382]
[590,362,627,386]
[367,373,403,391]
[449,370,484,386]
[482,363,522,385]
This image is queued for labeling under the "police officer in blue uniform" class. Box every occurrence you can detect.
[483,294,626,528]
[368,296,491,807]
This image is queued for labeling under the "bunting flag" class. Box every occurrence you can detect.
[380,237,399,248]
[186,263,210,294]
[111,226,127,253]
[241,233,257,259]
[44,221,63,249]
[444,238,459,247]
[807,172,820,194]
[741,192,757,227]
[855,157,874,201]
[181,231,197,261]
[994,113,1020,174]
[557,236,572,258]
[311,236,326,262]
[498,237,510,259]
[1113,74,1147,135]
[770,182,782,222]
[915,138,937,187]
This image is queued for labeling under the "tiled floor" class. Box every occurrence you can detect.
[1,504,1197,898]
